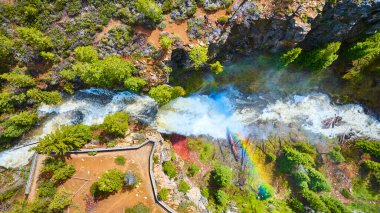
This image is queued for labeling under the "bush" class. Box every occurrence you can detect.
[0,71,35,87]
[148,85,185,105]
[136,0,163,22]
[162,161,177,178]
[281,47,302,67]
[51,164,75,182]
[40,157,75,183]
[48,189,72,212]
[34,124,92,155]
[320,195,350,213]
[210,61,223,74]
[301,189,330,213]
[217,16,228,24]
[306,167,331,192]
[158,188,169,200]
[189,46,208,69]
[38,181,57,198]
[0,92,25,114]
[125,202,150,213]
[178,180,190,193]
[215,190,229,206]
[212,165,232,188]
[298,42,341,72]
[124,77,147,92]
[187,163,200,177]
[328,146,345,163]
[102,112,129,137]
[74,46,98,62]
[287,198,304,212]
[200,187,209,198]
[27,88,62,105]
[355,141,380,157]
[341,188,353,199]
[188,139,213,162]
[0,34,14,62]
[96,169,124,193]
[1,111,38,139]
[160,35,173,50]
[16,27,52,49]
[40,51,59,62]
[115,156,126,165]
[277,146,315,173]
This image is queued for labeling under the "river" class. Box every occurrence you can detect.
[1,58,379,168]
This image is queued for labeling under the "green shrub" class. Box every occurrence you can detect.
[287,198,304,212]
[306,167,331,192]
[217,16,228,24]
[51,164,75,182]
[115,156,126,165]
[125,202,150,213]
[40,157,75,183]
[328,146,345,163]
[102,112,129,137]
[48,189,72,212]
[160,35,173,50]
[96,169,124,193]
[212,165,232,188]
[293,142,315,155]
[281,47,302,67]
[189,46,208,69]
[34,124,92,155]
[158,188,169,200]
[355,141,380,157]
[341,188,353,199]
[187,163,200,177]
[38,181,57,198]
[0,189,17,202]
[74,46,98,62]
[200,187,209,198]
[188,139,213,162]
[162,161,177,178]
[178,180,190,193]
[16,27,52,49]
[148,85,185,105]
[40,51,59,62]
[277,146,315,173]
[136,0,163,22]
[0,34,14,62]
[124,77,147,92]
[215,190,229,206]
[27,88,62,105]
[320,195,350,213]
[301,189,330,213]
[298,42,341,72]
[0,71,35,87]
[1,111,38,139]
[210,61,223,74]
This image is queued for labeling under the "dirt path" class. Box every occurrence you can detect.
[27,154,46,202]
[62,144,165,213]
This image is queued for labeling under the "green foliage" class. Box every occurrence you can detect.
[328,146,345,163]
[301,189,330,213]
[162,0,174,13]
[0,92,26,114]
[124,77,147,92]
[178,180,191,193]
[103,26,132,48]
[293,142,316,155]
[355,140,380,157]
[115,156,126,165]
[349,201,379,213]
[34,124,92,155]
[96,169,124,193]
[189,46,208,69]
[148,85,185,105]
[278,146,315,172]
[187,163,200,177]
[136,0,163,22]
[125,202,150,213]
[361,160,380,173]
[40,157,75,183]
[38,181,57,198]
[341,188,353,199]
[299,42,341,72]
[1,111,38,139]
[281,47,302,67]
[159,35,173,50]
[188,138,213,162]
[217,16,229,25]
[116,7,135,25]
[74,55,135,88]
[0,70,35,87]
[306,167,331,192]
[210,61,223,75]
[74,46,98,62]
[320,195,350,213]
[16,27,52,50]
[48,189,72,212]
[102,112,129,137]
[343,32,380,80]
[162,161,177,178]
[200,187,209,198]
[287,198,304,213]
[27,88,62,105]
[0,34,14,62]
[212,164,232,188]
[40,51,59,62]
[215,190,229,206]
[0,189,17,202]
[158,188,169,200]
[51,164,75,182]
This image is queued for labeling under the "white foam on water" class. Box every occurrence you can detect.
[0,88,157,168]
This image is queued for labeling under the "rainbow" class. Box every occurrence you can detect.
[226,129,273,200]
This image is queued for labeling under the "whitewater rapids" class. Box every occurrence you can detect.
[1,88,379,168]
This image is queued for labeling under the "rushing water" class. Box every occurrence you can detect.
[1,58,380,168]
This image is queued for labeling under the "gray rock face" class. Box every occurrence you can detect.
[216,0,380,56]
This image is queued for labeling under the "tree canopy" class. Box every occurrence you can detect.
[148,85,185,105]
[102,112,129,137]
[189,46,208,69]
[212,164,232,188]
